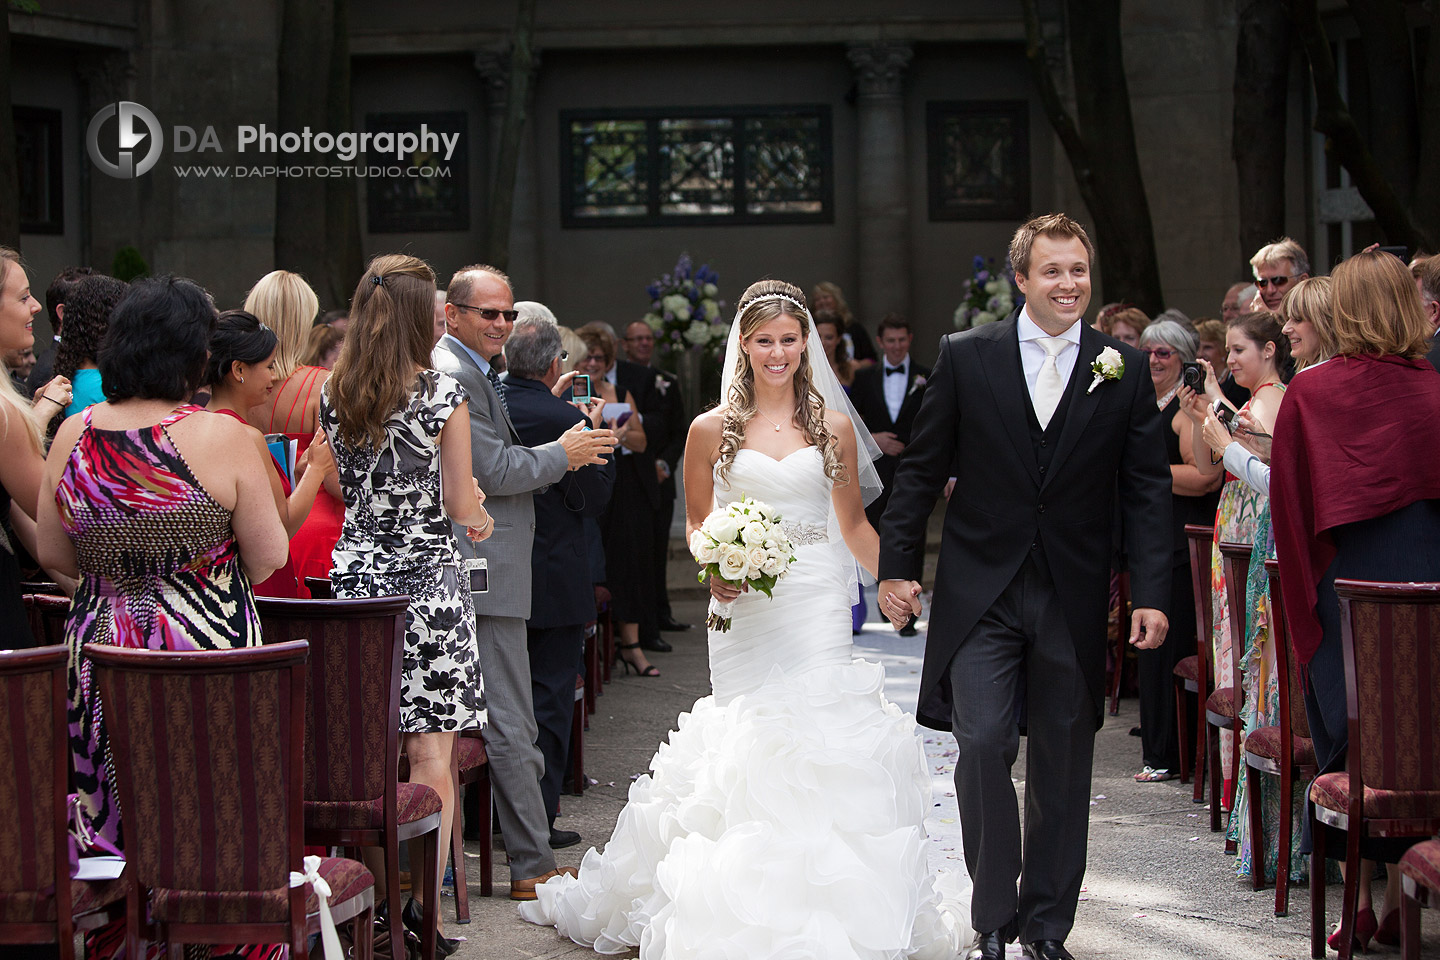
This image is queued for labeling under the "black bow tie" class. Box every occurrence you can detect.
[885,366,905,376]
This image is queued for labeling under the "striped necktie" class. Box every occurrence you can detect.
[486,367,510,418]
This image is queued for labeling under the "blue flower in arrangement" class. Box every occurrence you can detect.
[641,253,729,363]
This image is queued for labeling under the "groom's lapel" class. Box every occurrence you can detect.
[979,317,1042,489]
[1041,326,1104,493]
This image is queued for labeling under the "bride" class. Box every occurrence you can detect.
[518,280,972,959]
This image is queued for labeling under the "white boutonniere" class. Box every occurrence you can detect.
[1088,347,1124,395]
[654,374,670,396]
[907,375,927,397]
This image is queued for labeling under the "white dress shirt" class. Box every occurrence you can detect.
[882,355,909,422]
[1017,309,1082,407]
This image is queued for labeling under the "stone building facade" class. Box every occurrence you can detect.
[10,0,1331,354]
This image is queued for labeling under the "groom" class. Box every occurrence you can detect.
[878,214,1172,960]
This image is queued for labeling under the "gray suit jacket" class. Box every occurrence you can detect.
[432,337,569,619]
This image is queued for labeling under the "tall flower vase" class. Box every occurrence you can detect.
[677,348,704,422]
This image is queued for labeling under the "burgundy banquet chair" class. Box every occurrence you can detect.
[1205,540,1250,848]
[1174,523,1216,793]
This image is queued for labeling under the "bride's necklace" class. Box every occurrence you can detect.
[754,407,790,433]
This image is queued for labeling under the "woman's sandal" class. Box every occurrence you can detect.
[616,642,660,677]
[1134,766,1179,782]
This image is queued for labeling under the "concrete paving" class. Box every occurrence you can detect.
[438,584,1439,959]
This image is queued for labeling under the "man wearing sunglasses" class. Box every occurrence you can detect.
[1248,237,1311,311]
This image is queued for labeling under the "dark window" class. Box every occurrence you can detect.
[926,101,1030,222]
[561,106,832,227]
[365,111,469,233]
[14,107,64,234]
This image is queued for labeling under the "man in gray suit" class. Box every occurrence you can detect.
[432,263,616,900]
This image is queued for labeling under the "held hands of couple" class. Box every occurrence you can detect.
[1129,607,1168,650]
[877,579,922,630]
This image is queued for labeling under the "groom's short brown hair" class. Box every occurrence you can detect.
[1008,213,1095,279]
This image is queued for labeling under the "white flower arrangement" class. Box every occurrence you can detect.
[690,496,797,632]
[954,255,1019,330]
[641,254,729,364]
[1088,346,1125,394]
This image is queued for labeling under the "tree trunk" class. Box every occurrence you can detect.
[1345,0,1417,203]
[275,0,335,303]
[1287,0,1436,251]
[1021,0,1164,314]
[1233,0,1291,272]
[323,0,361,306]
[0,7,21,249]
[484,0,537,271]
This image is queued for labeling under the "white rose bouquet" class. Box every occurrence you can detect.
[689,496,797,632]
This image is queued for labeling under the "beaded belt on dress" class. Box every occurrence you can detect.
[781,520,829,545]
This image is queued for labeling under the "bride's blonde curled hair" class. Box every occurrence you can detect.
[716,279,845,486]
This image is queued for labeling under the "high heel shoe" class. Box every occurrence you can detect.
[1327,905,1377,954]
[401,896,459,957]
[1374,908,1401,947]
[616,642,660,677]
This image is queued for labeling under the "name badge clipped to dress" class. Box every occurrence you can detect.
[464,557,489,594]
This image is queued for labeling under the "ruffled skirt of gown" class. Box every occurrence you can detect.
[518,527,972,959]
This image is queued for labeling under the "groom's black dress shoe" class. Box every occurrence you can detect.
[965,930,1007,960]
[1023,940,1075,960]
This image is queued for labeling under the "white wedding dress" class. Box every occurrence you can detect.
[518,447,972,959]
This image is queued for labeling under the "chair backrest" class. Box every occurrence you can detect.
[0,645,69,920]
[1264,559,1310,741]
[1185,524,1215,678]
[1218,540,1252,702]
[88,642,309,908]
[22,595,70,646]
[1335,579,1440,796]
[303,577,332,600]
[255,596,407,806]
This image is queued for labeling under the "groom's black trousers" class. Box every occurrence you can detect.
[948,549,1095,944]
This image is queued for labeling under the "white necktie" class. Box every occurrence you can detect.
[1033,337,1068,429]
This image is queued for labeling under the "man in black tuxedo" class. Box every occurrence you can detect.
[850,313,930,533]
[622,321,690,636]
[878,214,1172,960]
[504,314,615,837]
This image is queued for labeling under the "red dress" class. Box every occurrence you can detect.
[266,366,344,598]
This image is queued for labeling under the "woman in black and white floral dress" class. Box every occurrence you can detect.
[320,253,492,950]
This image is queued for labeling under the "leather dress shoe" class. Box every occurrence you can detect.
[509,865,578,901]
[639,635,673,653]
[1023,940,1075,960]
[548,826,581,849]
[966,930,1007,960]
[658,616,692,631]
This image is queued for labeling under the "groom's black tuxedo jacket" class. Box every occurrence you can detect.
[878,312,1172,731]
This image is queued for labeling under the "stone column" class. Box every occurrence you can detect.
[846,41,913,323]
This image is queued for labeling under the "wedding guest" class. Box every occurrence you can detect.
[1272,250,1440,950]
[1195,318,1250,408]
[4,346,35,393]
[1413,254,1440,371]
[1154,307,1193,331]
[573,324,658,674]
[812,311,856,389]
[26,266,91,397]
[46,274,128,428]
[811,280,876,366]
[322,255,491,951]
[1221,281,1251,324]
[506,308,614,835]
[318,307,350,333]
[1181,310,1289,821]
[37,275,287,959]
[1097,304,1150,348]
[206,310,337,597]
[621,319,690,636]
[244,269,342,596]
[1250,237,1311,312]
[1133,320,1221,783]
[301,321,345,370]
[432,289,449,347]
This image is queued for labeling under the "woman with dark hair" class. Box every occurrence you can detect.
[1271,250,1440,950]
[811,280,876,365]
[812,310,855,389]
[302,321,345,369]
[48,274,128,426]
[206,309,337,597]
[36,276,288,959]
[321,254,491,953]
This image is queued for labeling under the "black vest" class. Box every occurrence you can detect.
[1023,354,1083,479]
